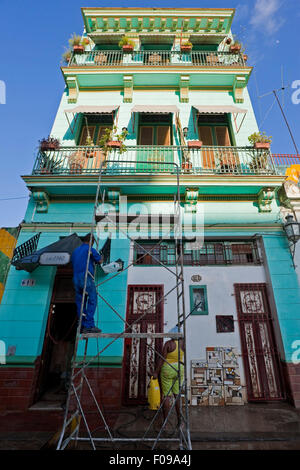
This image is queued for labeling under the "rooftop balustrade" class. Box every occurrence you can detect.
[32,145,277,176]
[68,49,246,67]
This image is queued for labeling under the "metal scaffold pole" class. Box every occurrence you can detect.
[56,159,192,451]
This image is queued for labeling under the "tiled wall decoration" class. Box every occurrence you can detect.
[191,347,244,406]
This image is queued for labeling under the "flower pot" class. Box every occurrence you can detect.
[73,45,84,54]
[254,142,270,149]
[107,141,122,148]
[188,141,203,149]
[230,44,241,53]
[86,149,96,158]
[122,45,134,53]
[243,54,248,62]
[40,142,59,152]
[226,37,232,45]
[180,45,192,53]
[182,162,192,171]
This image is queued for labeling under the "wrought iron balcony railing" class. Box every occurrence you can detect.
[68,50,246,67]
[272,154,300,175]
[32,145,277,176]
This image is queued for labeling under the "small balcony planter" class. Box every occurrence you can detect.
[73,45,84,54]
[180,42,193,54]
[230,44,241,53]
[243,54,248,62]
[188,140,203,149]
[122,45,134,53]
[39,136,60,152]
[107,140,122,148]
[182,161,192,171]
[254,142,270,149]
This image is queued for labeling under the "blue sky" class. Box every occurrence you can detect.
[0,0,299,227]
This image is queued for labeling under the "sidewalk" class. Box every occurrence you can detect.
[0,402,300,450]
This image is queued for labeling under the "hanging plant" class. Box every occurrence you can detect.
[39,136,60,152]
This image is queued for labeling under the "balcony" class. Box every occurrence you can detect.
[32,145,277,176]
[69,49,246,68]
[272,154,300,175]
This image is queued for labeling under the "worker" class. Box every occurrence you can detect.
[71,233,103,334]
[153,329,185,428]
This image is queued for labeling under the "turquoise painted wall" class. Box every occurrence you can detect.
[0,230,130,363]
[263,234,300,362]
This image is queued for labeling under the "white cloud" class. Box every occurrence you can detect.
[249,0,285,35]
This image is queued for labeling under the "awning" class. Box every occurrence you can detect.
[131,105,179,114]
[12,234,83,273]
[193,105,247,114]
[192,105,247,134]
[64,106,120,135]
[64,105,119,114]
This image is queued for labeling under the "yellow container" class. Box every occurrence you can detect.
[147,377,161,410]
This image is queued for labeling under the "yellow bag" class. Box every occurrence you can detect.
[147,376,161,410]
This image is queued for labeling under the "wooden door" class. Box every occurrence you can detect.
[123,285,164,405]
[215,126,238,171]
[198,126,215,169]
[234,283,285,401]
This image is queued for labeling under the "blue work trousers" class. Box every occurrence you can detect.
[73,275,97,328]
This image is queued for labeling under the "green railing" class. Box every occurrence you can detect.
[69,50,246,67]
[32,145,277,176]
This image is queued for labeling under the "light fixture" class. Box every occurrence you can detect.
[183,127,188,138]
[283,214,300,268]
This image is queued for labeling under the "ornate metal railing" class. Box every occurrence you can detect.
[32,145,277,176]
[272,154,300,175]
[69,49,246,67]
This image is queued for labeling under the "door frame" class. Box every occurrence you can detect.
[122,284,164,405]
[234,283,285,402]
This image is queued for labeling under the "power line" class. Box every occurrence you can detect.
[0,196,28,201]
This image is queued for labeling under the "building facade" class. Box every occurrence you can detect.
[1,7,300,412]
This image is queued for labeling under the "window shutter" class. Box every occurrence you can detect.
[215,126,231,146]
[198,126,215,168]
[139,126,154,145]
[157,126,171,145]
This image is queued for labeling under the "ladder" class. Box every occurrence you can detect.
[56,159,192,450]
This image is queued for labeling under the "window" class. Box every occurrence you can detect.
[133,240,261,266]
[189,285,209,315]
[138,113,172,145]
[77,114,114,145]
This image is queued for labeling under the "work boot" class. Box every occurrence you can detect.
[81,326,102,334]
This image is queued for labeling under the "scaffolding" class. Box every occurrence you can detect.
[56,159,192,450]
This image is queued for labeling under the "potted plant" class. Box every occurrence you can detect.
[99,126,128,154]
[230,39,242,53]
[68,149,86,174]
[81,37,90,46]
[39,136,60,152]
[85,135,96,158]
[62,49,72,65]
[118,36,135,53]
[180,41,193,53]
[248,131,272,149]
[188,141,203,149]
[69,33,85,54]
[39,154,62,174]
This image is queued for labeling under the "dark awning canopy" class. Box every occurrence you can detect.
[12,233,83,273]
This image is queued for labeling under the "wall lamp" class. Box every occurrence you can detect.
[283,214,300,268]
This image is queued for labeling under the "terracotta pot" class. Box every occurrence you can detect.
[181,45,192,53]
[254,142,270,149]
[226,37,232,45]
[40,142,59,151]
[86,150,96,158]
[73,45,84,54]
[230,44,241,53]
[122,45,134,53]
[182,162,192,170]
[188,141,203,149]
[243,54,248,62]
[107,141,122,148]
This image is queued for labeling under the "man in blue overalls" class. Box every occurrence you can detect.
[71,233,103,334]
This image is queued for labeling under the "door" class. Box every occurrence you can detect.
[198,126,215,169]
[234,283,285,401]
[123,285,164,405]
[34,267,77,402]
[137,123,173,172]
[215,126,238,171]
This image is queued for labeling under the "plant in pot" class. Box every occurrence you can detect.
[39,154,62,174]
[118,36,135,53]
[62,48,72,65]
[39,136,60,152]
[68,148,86,174]
[180,41,193,53]
[181,149,193,171]
[85,135,96,158]
[230,38,242,53]
[99,126,128,154]
[69,33,85,54]
[248,132,272,172]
